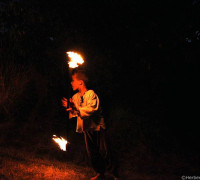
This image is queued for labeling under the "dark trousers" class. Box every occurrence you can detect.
[83,129,118,176]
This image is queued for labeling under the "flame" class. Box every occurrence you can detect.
[66,51,84,68]
[52,135,68,151]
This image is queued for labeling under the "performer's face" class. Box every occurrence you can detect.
[71,74,82,91]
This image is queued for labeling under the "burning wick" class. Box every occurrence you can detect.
[66,51,84,68]
[52,135,68,151]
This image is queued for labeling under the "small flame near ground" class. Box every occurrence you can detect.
[66,51,84,68]
[52,135,68,151]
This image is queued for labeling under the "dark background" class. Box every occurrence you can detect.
[0,0,200,177]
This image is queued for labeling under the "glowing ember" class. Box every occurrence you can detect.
[66,51,84,68]
[52,135,68,151]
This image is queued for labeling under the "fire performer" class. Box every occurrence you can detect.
[62,69,119,180]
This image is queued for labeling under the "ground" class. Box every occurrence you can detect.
[0,146,93,180]
[0,145,185,180]
[0,115,199,180]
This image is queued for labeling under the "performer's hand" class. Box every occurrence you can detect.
[66,107,72,111]
[61,97,68,108]
[69,98,79,112]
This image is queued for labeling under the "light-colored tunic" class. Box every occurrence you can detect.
[69,90,106,133]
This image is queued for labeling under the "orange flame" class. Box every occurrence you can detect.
[66,51,84,68]
[52,135,68,151]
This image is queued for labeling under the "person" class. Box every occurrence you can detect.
[62,69,119,180]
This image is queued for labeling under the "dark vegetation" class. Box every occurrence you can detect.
[0,0,200,179]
